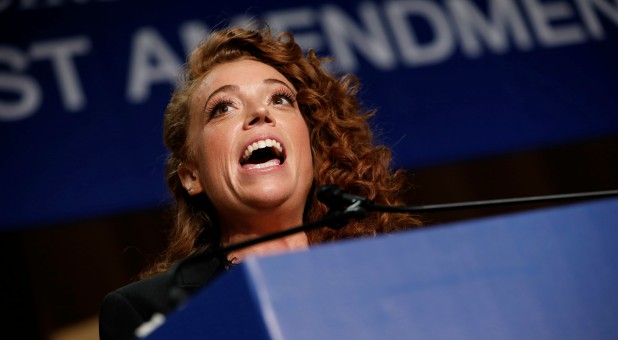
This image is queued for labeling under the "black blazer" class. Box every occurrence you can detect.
[99,256,224,340]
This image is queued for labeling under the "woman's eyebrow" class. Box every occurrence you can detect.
[263,78,296,93]
[202,84,239,112]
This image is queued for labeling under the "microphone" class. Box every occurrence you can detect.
[317,184,371,229]
[317,184,372,210]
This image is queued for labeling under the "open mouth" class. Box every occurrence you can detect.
[240,139,286,169]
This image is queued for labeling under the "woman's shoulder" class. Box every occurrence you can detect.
[99,255,224,340]
[99,271,173,340]
[112,271,174,313]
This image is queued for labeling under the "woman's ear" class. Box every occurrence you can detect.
[178,162,204,195]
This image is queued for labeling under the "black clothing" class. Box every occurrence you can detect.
[99,256,224,340]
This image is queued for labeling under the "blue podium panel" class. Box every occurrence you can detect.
[147,198,618,340]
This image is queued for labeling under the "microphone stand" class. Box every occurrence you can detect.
[369,189,618,213]
[167,188,618,309]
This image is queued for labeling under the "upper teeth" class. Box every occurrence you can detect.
[242,139,283,162]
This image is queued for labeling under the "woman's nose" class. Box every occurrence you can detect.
[243,104,275,129]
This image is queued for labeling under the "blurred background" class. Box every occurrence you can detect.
[1,0,617,339]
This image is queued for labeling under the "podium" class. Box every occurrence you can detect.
[146,198,618,339]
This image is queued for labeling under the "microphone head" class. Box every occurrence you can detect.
[317,184,367,210]
[317,183,341,201]
[317,184,341,207]
[317,184,371,229]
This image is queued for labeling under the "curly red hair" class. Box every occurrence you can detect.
[141,26,421,278]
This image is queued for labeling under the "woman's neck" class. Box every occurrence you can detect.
[217,208,309,262]
[225,231,309,263]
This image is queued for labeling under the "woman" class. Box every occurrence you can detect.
[99,26,421,340]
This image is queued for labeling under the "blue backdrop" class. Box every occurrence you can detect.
[1,0,617,229]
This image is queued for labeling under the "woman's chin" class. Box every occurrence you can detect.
[243,191,293,209]
[239,184,302,211]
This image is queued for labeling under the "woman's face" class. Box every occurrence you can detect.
[182,59,313,227]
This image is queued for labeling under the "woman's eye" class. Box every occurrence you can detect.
[215,104,232,115]
[208,101,234,117]
[272,93,295,106]
[273,96,288,105]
